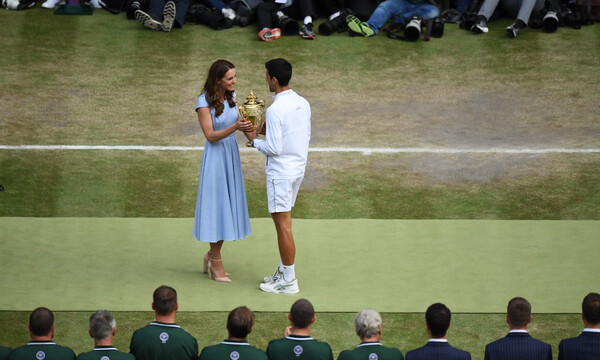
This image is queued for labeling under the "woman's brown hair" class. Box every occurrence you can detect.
[203,59,236,117]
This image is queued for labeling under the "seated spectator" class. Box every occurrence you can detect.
[255,0,315,41]
[405,303,471,360]
[558,292,600,360]
[77,310,134,360]
[470,0,543,36]
[266,299,333,360]
[8,307,76,360]
[134,0,189,32]
[205,0,252,26]
[345,0,440,37]
[199,306,267,360]
[337,309,404,360]
[484,297,552,360]
[129,285,198,360]
[0,346,11,360]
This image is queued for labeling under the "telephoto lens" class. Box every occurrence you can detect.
[542,10,559,32]
[276,11,300,35]
[318,9,351,35]
[404,15,422,41]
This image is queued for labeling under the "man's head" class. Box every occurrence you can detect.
[265,58,292,92]
[425,303,451,338]
[582,292,600,326]
[227,306,254,339]
[354,309,382,340]
[89,310,116,341]
[29,307,54,338]
[289,299,315,329]
[506,297,532,328]
[152,285,178,315]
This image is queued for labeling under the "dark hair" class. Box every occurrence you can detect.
[29,307,54,337]
[153,285,177,315]
[290,299,314,328]
[507,297,531,327]
[582,292,600,325]
[265,58,292,87]
[202,59,236,117]
[89,310,116,340]
[227,306,254,339]
[426,303,451,338]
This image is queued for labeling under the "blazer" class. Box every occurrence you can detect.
[558,330,600,360]
[405,341,471,360]
[484,332,551,360]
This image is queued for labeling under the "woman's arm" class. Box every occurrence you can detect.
[197,107,253,143]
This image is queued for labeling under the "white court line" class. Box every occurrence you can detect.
[1,145,600,154]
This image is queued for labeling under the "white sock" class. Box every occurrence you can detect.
[281,264,295,281]
[304,16,312,25]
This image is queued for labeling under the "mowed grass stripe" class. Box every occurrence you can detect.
[2,145,600,154]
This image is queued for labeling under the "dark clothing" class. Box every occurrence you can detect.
[405,341,471,360]
[558,330,600,360]
[484,332,552,360]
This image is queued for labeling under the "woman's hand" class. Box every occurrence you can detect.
[236,118,254,132]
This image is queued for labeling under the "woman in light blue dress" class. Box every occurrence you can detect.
[194,59,253,283]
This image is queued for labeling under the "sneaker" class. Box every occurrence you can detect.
[299,23,315,39]
[346,15,375,37]
[471,15,488,33]
[506,19,525,38]
[263,268,283,283]
[258,28,281,41]
[259,277,299,294]
[135,10,165,31]
[162,1,176,32]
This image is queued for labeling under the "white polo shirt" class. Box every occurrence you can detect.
[254,89,311,180]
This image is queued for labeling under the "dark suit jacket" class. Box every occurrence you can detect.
[558,330,600,360]
[484,332,551,360]
[405,341,471,360]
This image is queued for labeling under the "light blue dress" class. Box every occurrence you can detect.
[193,92,251,242]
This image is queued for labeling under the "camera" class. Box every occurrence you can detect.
[187,3,231,30]
[318,8,354,36]
[542,9,559,32]
[431,16,444,37]
[275,11,300,35]
[404,15,422,41]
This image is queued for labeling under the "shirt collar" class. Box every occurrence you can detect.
[583,328,600,333]
[509,330,529,334]
[428,339,448,343]
[357,342,382,348]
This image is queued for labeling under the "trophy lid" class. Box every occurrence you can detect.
[244,90,259,105]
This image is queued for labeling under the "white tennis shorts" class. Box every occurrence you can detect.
[267,177,304,213]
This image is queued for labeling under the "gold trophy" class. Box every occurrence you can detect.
[239,90,266,147]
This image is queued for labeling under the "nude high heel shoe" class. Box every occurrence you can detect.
[204,252,229,276]
[207,259,232,283]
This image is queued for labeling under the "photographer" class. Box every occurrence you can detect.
[345,0,440,37]
[205,0,253,26]
[470,0,544,37]
[255,0,315,41]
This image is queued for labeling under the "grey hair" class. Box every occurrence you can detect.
[89,310,116,340]
[355,309,382,339]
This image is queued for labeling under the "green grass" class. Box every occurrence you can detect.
[1,151,599,218]
[1,8,599,360]
[0,311,585,360]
